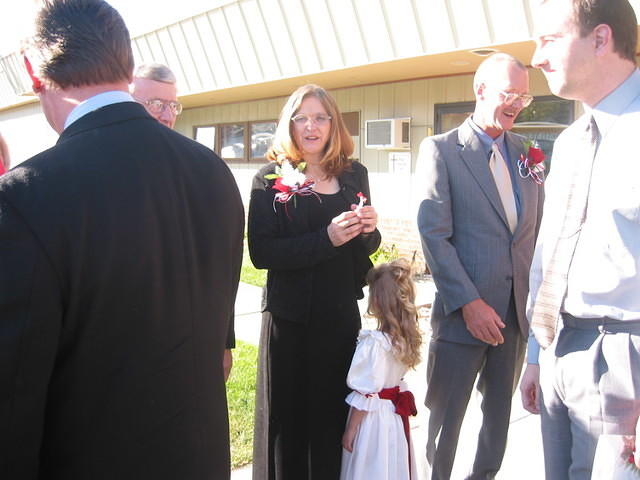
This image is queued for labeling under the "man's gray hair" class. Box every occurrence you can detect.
[134,63,177,84]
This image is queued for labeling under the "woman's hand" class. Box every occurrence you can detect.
[352,204,378,234]
[327,211,363,247]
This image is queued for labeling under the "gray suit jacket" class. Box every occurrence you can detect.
[417,118,544,345]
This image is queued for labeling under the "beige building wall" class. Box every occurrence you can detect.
[0,101,57,169]
[0,68,559,269]
[173,68,555,267]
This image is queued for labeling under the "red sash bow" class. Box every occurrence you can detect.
[379,386,417,476]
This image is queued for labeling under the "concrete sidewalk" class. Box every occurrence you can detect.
[231,280,545,480]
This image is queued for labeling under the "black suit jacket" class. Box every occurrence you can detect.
[248,161,381,322]
[0,102,244,479]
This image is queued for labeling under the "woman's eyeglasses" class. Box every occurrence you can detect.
[291,114,332,127]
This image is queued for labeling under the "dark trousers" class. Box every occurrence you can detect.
[253,302,359,480]
[425,297,525,480]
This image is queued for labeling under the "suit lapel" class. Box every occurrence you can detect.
[338,166,361,205]
[457,120,511,231]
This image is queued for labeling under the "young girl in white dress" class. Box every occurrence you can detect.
[340,259,422,480]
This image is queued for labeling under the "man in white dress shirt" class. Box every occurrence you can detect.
[520,0,640,478]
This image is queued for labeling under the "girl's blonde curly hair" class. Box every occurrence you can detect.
[366,259,422,369]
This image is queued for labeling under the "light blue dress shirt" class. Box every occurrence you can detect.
[527,68,640,364]
[468,117,522,218]
[64,91,134,130]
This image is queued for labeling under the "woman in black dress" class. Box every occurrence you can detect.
[249,84,381,480]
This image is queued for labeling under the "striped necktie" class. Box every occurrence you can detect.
[530,116,600,348]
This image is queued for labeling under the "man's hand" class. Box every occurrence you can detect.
[519,363,541,414]
[461,298,505,345]
[223,349,233,382]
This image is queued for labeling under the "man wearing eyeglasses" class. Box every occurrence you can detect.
[417,53,544,479]
[131,63,182,129]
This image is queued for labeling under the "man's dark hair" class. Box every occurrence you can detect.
[34,0,134,88]
[572,0,638,62]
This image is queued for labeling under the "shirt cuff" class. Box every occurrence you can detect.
[526,333,540,364]
[345,391,383,412]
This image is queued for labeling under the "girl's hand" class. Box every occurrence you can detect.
[327,211,363,247]
[342,407,366,452]
[351,204,378,234]
[342,428,357,452]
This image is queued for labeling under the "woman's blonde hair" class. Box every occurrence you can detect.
[266,84,354,177]
[366,259,422,368]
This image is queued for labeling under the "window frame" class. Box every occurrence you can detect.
[249,120,278,163]
[193,111,361,163]
[218,122,249,162]
[193,120,277,163]
[434,96,575,135]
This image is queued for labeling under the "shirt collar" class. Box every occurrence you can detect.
[467,116,506,154]
[586,68,640,137]
[64,91,135,130]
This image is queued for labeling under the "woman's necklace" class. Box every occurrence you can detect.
[310,172,339,194]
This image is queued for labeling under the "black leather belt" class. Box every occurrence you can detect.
[561,313,640,334]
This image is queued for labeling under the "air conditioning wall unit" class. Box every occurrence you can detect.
[365,118,411,150]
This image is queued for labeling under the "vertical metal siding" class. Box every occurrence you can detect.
[2,0,639,108]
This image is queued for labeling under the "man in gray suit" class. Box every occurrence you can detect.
[520,0,640,478]
[417,53,544,479]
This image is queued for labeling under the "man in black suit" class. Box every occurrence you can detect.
[0,1,243,479]
[130,62,235,380]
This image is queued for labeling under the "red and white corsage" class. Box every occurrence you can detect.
[517,141,545,185]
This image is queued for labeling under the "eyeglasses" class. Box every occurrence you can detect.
[136,98,183,115]
[495,90,534,108]
[291,113,332,127]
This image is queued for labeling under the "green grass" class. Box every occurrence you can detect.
[370,243,399,265]
[240,242,267,288]
[227,340,258,469]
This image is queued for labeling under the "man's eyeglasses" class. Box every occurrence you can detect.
[291,113,332,127]
[137,98,183,115]
[495,90,534,108]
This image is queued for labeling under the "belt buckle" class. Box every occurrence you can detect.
[597,323,611,334]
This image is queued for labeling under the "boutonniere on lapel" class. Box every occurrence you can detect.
[517,140,546,185]
[619,435,640,476]
[264,160,320,215]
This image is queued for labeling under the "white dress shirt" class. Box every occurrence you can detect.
[527,69,640,362]
[64,91,134,130]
